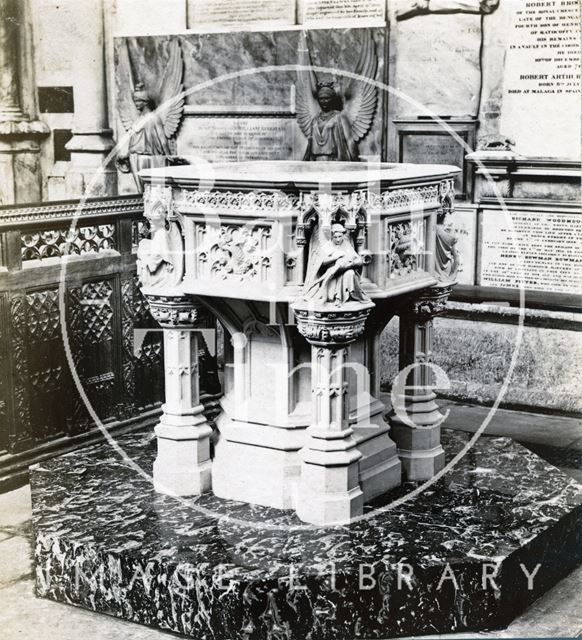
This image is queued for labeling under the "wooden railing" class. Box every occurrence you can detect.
[0,195,220,491]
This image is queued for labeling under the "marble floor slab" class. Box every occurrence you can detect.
[30,429,582,639]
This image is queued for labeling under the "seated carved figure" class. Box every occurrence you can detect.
[303,223,368,306]
[435,212,460,282]
[137,207,183,288]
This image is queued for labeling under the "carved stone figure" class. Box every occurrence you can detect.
[137,196,184,289]
[302,223,369,306]
[435,211,459,282]
[296,32,378,162]
[389,222,419,276]
[394,0,499,19]
[116,40,185,190]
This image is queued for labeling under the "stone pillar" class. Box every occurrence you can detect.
[389,285,452,481]
[65,0,116,198]
[146,295,213,496]
[0,0,48,204]
[293,302,373,525]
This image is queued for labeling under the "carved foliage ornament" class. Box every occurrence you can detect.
[145,295,200,328]
[293,305,372,347]
[177,185,441,225]
[403,285,453,318]
[210,226,271,281]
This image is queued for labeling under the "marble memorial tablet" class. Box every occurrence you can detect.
[298,0,385,23]
[499,0,581,159]
[401,133,466,193]
[392,13,482,116]
[177,116,297,162]
[188,0,295,26]
[480,209,582,294]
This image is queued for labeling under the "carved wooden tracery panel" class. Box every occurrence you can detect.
[21,224,116,261]
[68,280,117,425]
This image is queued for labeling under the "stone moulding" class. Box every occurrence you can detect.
[175,183,443,218]
[0,196,143,227]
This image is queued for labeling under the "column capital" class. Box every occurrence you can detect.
[400,284,453,320]
[292,300,374,347]
[144,294,203,329]
[0,119,49,139]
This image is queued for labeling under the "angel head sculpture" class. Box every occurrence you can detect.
[116,39,185,191]
[131,82,153,113]
[296,31,378,162]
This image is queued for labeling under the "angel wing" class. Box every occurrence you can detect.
[155,39,185,140]
[341,31,379,142]
[295,32,320,139]
[117,40,139,133]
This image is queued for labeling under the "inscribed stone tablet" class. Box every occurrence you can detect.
[401,133,465,193]
[188,0,295,26]
[499,0,581,158]
[480,209,582,294]
[392,13,482,116]
[298,0,385,23]
[177,117,297,161]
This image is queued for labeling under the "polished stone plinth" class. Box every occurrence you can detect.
[31,430,582,639]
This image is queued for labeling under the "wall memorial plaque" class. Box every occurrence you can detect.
[394,119,476,198]
[298,0,386,23]
[188,0,296,26]
[499,0,581,158]
[391,13,483,117]
[480,209,582,295]
[177,116,297,162]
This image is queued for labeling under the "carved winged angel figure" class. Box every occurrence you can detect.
[116,39,185,190]
[296,31,378,162]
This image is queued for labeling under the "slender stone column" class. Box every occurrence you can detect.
[65,0,116,198]
[146,295,213,496]
[293,302,373,525]
[389,285,452,481]
[0,0,48,204]
[0,0,23,121]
